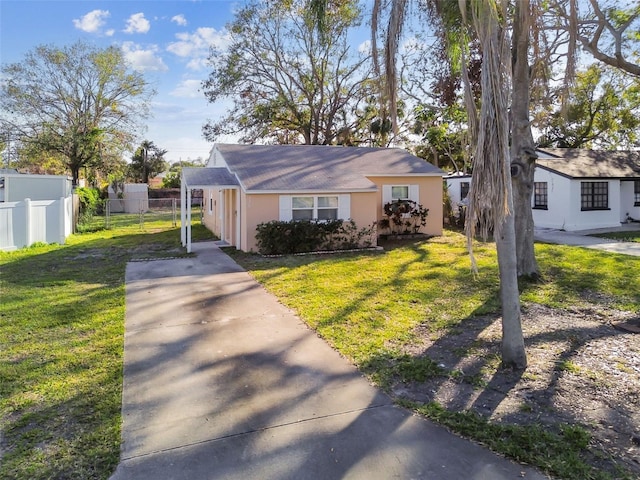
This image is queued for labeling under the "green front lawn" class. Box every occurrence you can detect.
[2,223,638,480]
[0,216,214,480]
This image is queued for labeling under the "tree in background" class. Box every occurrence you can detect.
[535,64,640,149]
[0,41,154,186]
[202,0,387,145]
[162,159,205,189]
[128,140,168,184]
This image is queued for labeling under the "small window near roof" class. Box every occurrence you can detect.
[533,182,548,209]
[635,180,640,206]
[391,185,409,200]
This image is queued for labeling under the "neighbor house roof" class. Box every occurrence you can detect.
[208,143,443,193]
[536,148,640,179]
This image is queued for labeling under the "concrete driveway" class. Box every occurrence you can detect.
[110,242,548,480]
[534,224,640,256]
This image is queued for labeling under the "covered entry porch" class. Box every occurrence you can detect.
[181,168,240,253]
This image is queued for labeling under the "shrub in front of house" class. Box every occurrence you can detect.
[255,219,376,255]
[379,200,429,235]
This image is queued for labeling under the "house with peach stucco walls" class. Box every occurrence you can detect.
[180,143,444,252]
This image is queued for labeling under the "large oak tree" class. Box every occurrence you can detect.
[202,0,384,146]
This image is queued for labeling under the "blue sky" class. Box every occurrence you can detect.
[0,0,246,163]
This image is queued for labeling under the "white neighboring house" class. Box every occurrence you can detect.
[445,172,471,210]
[445,148,640,231]
[534,149,640,230]
[0,173,74,251]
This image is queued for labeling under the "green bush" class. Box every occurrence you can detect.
[75,187,103,226]
[255,219,376,255]
[380,200,429,234]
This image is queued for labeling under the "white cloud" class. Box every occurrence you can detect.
[106,29,115,37]
[358,40,371,55]
[171,14,187,27]
[73,10,110,33]
[121,42,168,72]
[171,79,202,98]
[167,27,230,70]
[124,13,150,34]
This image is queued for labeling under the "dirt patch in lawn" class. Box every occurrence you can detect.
[391,302,640,477]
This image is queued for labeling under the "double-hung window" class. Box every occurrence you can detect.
[634,180,640,206]
[283,195,343,221]
[391,185,409,201]
[581,181,609,211]
[533,182,548,209]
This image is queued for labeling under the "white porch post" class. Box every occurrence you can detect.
[180,178,186,246]
[235,187,241,250]
[187,188,192,253]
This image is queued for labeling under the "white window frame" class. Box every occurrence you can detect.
[382,184,420,210]
[279,194,350,221]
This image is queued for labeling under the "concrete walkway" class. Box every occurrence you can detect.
[534,224,640,256]
[110,242,548,480]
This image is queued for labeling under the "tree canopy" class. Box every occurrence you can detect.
[0,40,155,186]
[535,64,640,149]
[202,0,389,145]
[129,140,168,184]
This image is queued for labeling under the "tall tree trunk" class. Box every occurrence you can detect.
[496,187,527,369]
[510,0,540,278]
[463,0,527,370]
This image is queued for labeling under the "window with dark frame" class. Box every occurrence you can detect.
[581,181,609,210]
[635,180,640,206]
[460,182,470,201]
[533,182,548,209]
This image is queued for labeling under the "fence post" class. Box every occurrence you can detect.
[24,198,32,247]
[172,198,177,227]
[59,197,66,245]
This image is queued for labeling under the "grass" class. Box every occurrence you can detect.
[0,213,214,480]
[229,231,640,480]
[2,223,638,480]
[590,230,640,243]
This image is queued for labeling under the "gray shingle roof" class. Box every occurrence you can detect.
[537,148,640,179]
[182,167,239,188]
[214,144,443,192]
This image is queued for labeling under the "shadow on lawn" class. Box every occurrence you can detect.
[359,269,638,478]
[0,226,214,480]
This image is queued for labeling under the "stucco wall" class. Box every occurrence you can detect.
[241,191,380,252]
[620,180,640,222]
[368,175,443,236]
[533,169,622,231]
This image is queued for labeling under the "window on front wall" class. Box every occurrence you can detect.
[391,185,409,200]
[581,181,609,210]
[635,180,640,206]
[291,196,338,221]
[460,182,470,201]
[533,182,548,209]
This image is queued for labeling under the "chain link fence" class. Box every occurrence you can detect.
[103,198,202,230]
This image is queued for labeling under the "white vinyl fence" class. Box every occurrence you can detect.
[0,197,73,251]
